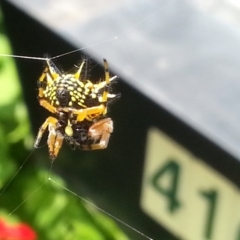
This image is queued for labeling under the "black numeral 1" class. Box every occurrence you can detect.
[200,189,218,239]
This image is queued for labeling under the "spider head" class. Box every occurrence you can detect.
[56,88,70,107]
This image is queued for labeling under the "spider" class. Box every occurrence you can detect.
[34,58,118,160]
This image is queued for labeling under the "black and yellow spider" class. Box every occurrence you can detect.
[34,58,118,160]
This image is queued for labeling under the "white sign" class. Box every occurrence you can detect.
[141,128,240,240]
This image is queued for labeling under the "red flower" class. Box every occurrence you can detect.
[0,218,37,240]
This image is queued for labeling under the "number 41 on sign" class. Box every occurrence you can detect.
[141,128,240,240]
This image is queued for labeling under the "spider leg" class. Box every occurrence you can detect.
[48,121,64,160]
[57,105,105,121]
[94,59,116,114]
[81,118,113,150]
[34,116,63,160]
[39,99,57,113]
[34,116,58,148]
[38,59,60,113]
[101,59,110,103]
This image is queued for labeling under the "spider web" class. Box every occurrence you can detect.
[0,1,173,239]
[0,150,153,240]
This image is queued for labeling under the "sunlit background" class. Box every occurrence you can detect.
[1,0,240,240]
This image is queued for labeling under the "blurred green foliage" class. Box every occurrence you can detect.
[0,11,128,240]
